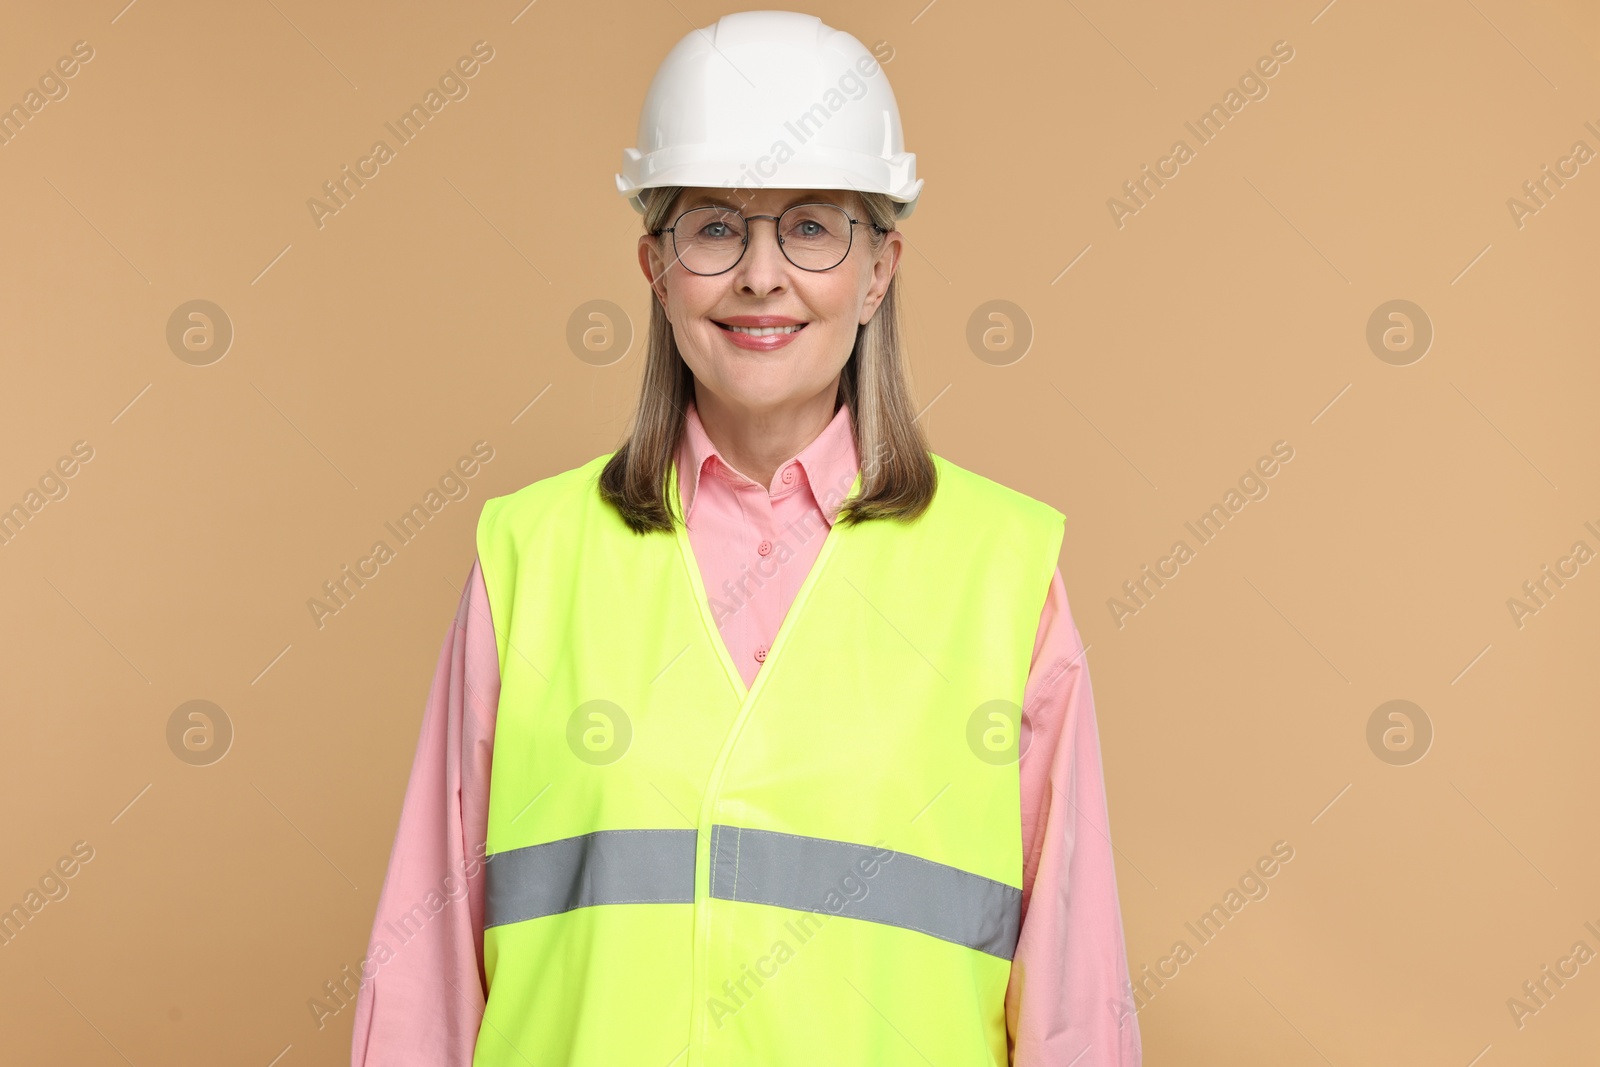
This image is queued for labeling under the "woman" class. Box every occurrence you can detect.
[350,11,1139,1066]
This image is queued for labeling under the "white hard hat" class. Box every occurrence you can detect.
[616,10,923,220]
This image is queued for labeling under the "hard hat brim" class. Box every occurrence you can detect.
[616,152,922,220]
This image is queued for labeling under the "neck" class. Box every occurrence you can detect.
[693,380,841,490]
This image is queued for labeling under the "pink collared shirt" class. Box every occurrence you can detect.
[349,401,1141,1065]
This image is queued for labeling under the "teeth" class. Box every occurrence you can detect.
[722,323,803,336]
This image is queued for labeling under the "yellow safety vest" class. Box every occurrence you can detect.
[472,449,1064,1066]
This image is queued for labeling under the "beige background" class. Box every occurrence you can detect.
[2,1,1597,1063]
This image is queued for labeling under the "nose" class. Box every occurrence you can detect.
[730,215,789,295]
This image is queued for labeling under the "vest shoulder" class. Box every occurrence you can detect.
[478,452,615,538]
[929,452,1065,527]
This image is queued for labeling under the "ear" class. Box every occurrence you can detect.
[859,229,903,325]
[638,234,671,310]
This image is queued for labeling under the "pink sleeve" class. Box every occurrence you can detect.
[350,557,501,1066]
[1007,567,1142,1065]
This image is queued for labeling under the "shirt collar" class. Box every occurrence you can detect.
[675,399,860,528]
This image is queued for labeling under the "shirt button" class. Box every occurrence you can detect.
[757,540,772,556]
[754,647,768,662]
[781,467,795,484]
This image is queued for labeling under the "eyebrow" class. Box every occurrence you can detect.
[681,191,849,211]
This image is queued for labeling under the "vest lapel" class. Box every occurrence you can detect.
[665,457,863,709]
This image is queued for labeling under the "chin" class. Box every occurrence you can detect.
[716,379,807,406]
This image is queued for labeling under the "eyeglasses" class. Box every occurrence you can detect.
[653,202,887,276]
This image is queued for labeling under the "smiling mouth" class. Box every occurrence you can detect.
[715,322,808,336]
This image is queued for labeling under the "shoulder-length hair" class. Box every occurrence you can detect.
[598,184,937,534]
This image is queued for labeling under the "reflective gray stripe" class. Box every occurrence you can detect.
[484,828,696,928]
[710,824,1021,959]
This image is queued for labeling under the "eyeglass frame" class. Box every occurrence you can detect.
[651,200,890,276]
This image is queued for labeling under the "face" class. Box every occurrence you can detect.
[638,188,903,420]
